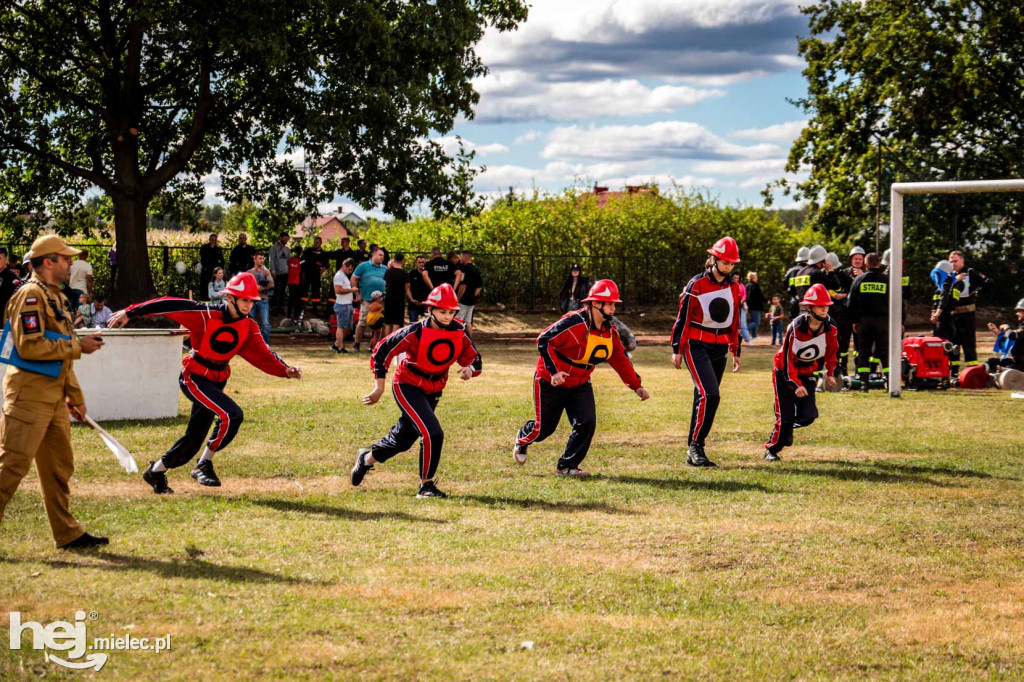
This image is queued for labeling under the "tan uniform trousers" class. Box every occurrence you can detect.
[0,398,84,546]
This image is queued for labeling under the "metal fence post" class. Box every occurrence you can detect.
[162,245,170,274]
[530,255,536,311]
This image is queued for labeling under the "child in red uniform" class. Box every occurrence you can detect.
[108,273,303,492]
[351,283,481,498]
[764,284,838,462]
[671,237,743,467]
[513,280,650,476]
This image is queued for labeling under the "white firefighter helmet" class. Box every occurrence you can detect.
[935,259,954,274]
[849,246,866,257]
[826,252,842,270]
[807,244,828,264]
[796,246,810,262]
[882,248,891,267]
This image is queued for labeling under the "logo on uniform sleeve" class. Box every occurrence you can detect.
[21,312,41,334]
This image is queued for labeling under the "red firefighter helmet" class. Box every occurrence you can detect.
[582,279,622,303]
[424,283,460,310]
[224,272,261,301]
[707,236,740,263]
[801,283,832,307]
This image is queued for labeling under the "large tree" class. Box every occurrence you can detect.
[773,0,1024,255]
[0,0,527,301]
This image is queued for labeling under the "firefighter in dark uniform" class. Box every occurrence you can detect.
[351,283,481,498]
[0,235,108,549]
[108,273,303,493]
[512,280,649,476]
[825,252,853,377]
[929,259,960,343]
[671,237,743,467]
[842,246,867,372]
[847,253,890,392]
[948,250,992,369]
[784,246,809,319]
[793,244,840,304]
[764,284,839,461]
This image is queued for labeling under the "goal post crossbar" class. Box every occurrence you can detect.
[887,178,1024,397]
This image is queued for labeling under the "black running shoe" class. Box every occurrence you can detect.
[58,532,110,550]
[686,443,717,468]
[143,461,174,494]
[416,480,447,498]
[351,448,373,486]
[764,450,781,462]
[190,459,221,487]
[330,344,342,353]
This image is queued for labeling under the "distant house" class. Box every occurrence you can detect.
[581,183,660,208]
[294,208,366,240]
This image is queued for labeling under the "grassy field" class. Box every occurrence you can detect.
[1,341,1022,680]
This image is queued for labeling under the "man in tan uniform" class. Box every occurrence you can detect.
[0,235,107,549]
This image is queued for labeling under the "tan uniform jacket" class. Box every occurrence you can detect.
[3,275,84,406]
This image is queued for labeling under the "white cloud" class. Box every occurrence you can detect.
[432,136,509,158]
[691,158,789,175]
[730,119,807,143]
[473,72,724,122]
[514,130,543,144]
[541,121,781,162]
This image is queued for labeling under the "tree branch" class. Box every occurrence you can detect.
[0,133,113,192]
[0,42,111,122]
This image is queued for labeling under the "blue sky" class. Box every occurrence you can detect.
[306,0,814,218]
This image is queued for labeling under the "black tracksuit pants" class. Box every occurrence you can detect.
[162,372,244,469]
[953,311,978,366]
[855,316,889,378]
[516,374,596,469]
[833,314,853,376]
[681,339,728,446]
[766,371,818,454]
[371,382,444,481]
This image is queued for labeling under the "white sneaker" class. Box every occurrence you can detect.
[512,443,527,465]
[556,467,590,477]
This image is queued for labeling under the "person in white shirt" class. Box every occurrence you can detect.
[68,249,94,310]
[331,258,357,353]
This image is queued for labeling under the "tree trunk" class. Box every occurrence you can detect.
[110,193,158,307]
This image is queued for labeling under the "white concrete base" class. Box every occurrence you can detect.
[1,329,184,421]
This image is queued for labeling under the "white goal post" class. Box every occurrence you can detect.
[888,178,1024,397]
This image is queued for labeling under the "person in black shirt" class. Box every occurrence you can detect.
[228,233,257,275]
[559,263,590,313]
[744,271,765,341]
[848,253,890,392]
[456,250,482,336]
[426,247,454,288]
[354,239,370,263]
[301,236,328,316]
[383,253,410,334]
[408,254,433,323]
[0,248,22,324]
[333,236,358,271]
[199,234,225,300]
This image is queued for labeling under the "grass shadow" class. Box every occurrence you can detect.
[814,459,1007,481]
[603,475,773,493]
[0,552,323,585]
[458,494,635,515]
[763,464,954,487]
[248,498,449,524]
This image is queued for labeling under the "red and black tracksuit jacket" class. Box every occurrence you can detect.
[671,269,741,446]
[517,309,642,469]
[125,297,290,467]
[368,318,482,480]
[766,313,838,454]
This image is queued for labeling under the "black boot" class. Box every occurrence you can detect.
[416,480,448,498]
[686,443,716,468]
[190,459,221,487]
[351,448,374,486]
[143,461,174,494]
[59,532,110,550]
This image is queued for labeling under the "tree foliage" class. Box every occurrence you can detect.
[0,0,528,301]
[773,0,1024,260]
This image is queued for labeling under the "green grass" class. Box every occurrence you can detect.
[1,343,1022,680]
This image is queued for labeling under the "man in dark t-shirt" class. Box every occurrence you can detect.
[383,253,410,334]
[425,247,454,288]
[408,254,433,323]
[456,250,482,336]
